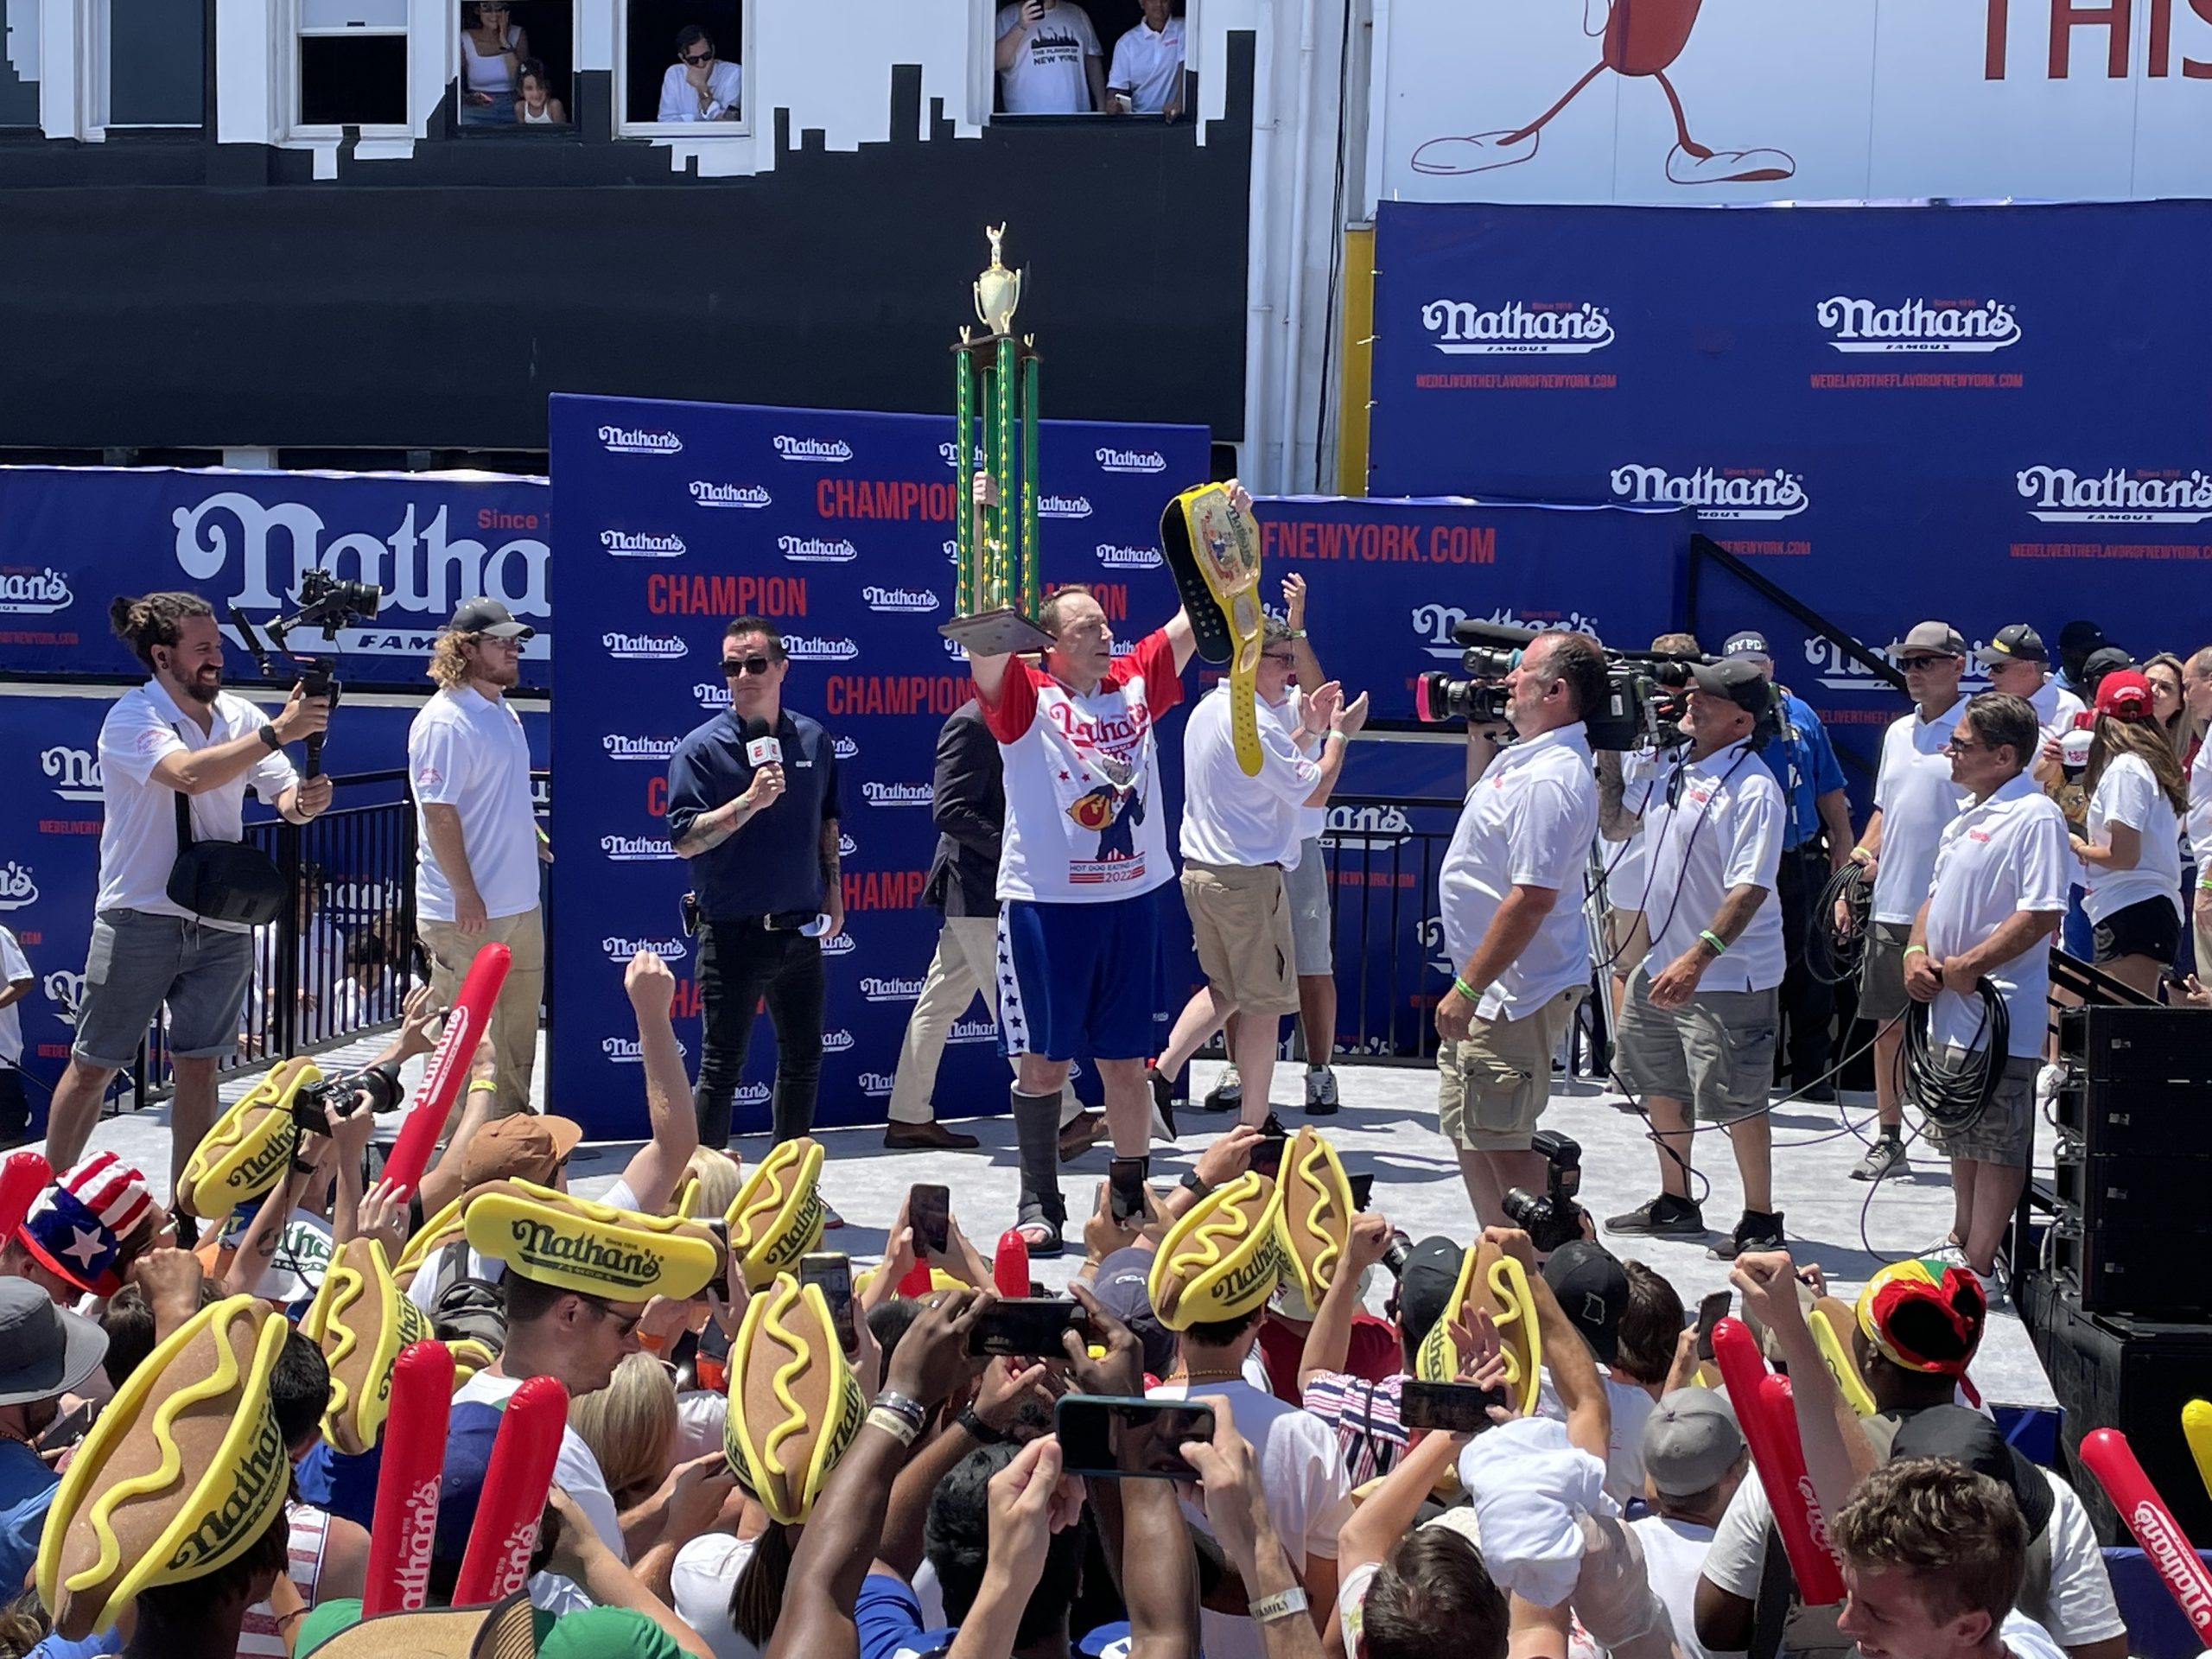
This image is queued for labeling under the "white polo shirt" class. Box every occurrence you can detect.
[93,680,299,931]
[1180,683,1323,870]
[2029,677,2088,746]
[410,685,541,923]
[1438,722,1598,1020]
[1637,737,1785,993]
[1924,772,2070,1058]
[1601,747,1661,912]
[656,58,741,122]
[2082,751,2183,924]
[2190,738,2212,874]
[1870,695,1973,925]
[1108,15,1184,111]
[995,2,1103,113]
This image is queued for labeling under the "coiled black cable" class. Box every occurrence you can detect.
[1808,859,1872,986]
[1900,981,2009,1134]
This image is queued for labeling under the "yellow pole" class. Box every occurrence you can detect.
[1334,222,1376,497]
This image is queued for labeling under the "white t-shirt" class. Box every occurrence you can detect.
[0,928,29,1066]
[2082,751,2184,923]
[1603,748,1661,914]
[1439,723,1599,1020]
[1179,683,1322,869]
[1628,1513,1736,1659]
[95,681,300,931]
[410,686,540,922]
[1637,739,1786,993]
[995,2,1102,113]
[671,1530,763,1659]
[1870,696,1972,925]
[453,1368,626,1608]
[1148,1376,1352,1659]
[658,58,742,121]
[2190,737,2212,873]
[1274,690,1328,844]
[2028,678,2088,746]
[1108,15,1184,111]
[1531,1369,1653,1503]
[1924,774,2072,1058]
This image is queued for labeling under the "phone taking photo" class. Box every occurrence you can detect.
[1109,1158,1148,1225]
[1347,1172,1375,1211]
[1694,1289,1731,1363]
[908,1184,950,1256]
[799,1252,858,1356]
[1400,1380,1510,1435]
[969,1297,1092,1357]
[1055,1394,1217,1479]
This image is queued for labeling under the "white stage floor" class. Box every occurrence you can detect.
[73,1034,2058,1409]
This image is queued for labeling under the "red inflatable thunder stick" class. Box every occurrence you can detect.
[453,1374,569,1605]
[995,1230,1033,1299]
[385,943,512,1200]
[2080,1427,2212,1641]
[0,1151,51,1241]
[1711,1317,1847,1605]
[363,1339,455,1616]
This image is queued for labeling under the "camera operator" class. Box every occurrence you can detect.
[1603,659,1787,1260]
[1433,631,1602,1226]
[45,593,331,1198]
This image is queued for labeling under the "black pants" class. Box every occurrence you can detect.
[0,1068,25,1141]
[694,920,825,1149]
[1775,843,1837,1087]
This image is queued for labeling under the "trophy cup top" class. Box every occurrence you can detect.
[974,223,1023,338]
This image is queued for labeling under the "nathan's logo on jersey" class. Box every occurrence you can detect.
[602,937,686,963]
[0,862,37,912]
[1039,494,1094,519]
[1611,464,1808,520]
[1323,803,1413,853]
[1421,299,1614,356]
[601,530,685,558]
[603,735,676,763]
[690,481,771,510]
[40,747,102,801]
[601,425,683,454]
[779,536,859,563]
[1096,543,1164,569]
[1096,447,1167,474]
[862,586,941,613]
[0,568,72,614]
[773,435,855,464]
[600,835,677,862]
[860,976,925,1002]
[2016,466,2212,524]
[603,632,687,660]
[861,782,933,808]
[783,635,860,661]
[1816,297,2019,353]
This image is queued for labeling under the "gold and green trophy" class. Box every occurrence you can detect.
[943,225,1055,657]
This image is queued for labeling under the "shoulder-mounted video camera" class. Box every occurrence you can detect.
[1414,618,1715,752]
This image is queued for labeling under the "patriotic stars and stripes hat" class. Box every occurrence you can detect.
[20,1152,158,1297]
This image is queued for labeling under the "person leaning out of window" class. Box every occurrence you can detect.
[658,25,742,123]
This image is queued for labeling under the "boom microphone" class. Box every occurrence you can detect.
[1452,619,1542,648]
[743,716,782,771]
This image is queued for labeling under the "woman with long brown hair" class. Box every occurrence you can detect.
[2071,669,2188,997]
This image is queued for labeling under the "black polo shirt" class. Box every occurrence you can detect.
[665,708,842,921]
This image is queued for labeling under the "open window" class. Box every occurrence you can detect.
[992,0,1187,120]
[296,0,410,132]
[99,0,207,130]
[620,0,745,134]
[0,0,41,127]
[457,0,575,130]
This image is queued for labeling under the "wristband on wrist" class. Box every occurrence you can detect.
[873,1389,928,1433]
[865,1408,921,1447]
[1249,1586,1309,1624]
[1903,944,1928,959]
[1850,846,1873,863]
[1698,929,1728,956]
[956,1405,1012,1446]
[466,1078,499,1096]
[290,1156,319,1177]
[1287,628,1307,639]
[1451,976,1479,1002]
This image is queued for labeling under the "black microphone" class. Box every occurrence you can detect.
[1451,618,1542,648]
[742,716,782,772]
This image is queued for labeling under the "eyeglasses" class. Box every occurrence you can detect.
[722,656,773,677]
[1897,655,1953,672]
[682,48,715,63]
[1260,651,1295,665]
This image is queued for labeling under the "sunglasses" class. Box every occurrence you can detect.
[722,656,773,677]
[682,48,715,63]
[581,1297,645,1340]
[1897,655,1954,672]
[1942,737,1989,755]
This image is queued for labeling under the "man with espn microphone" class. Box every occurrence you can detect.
[666,617,845,1169]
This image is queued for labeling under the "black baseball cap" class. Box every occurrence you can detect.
[1888,1405,2053,1538]
[2057,620,2107,655]
[1396,1237,1465,1351]
[1688,658,1775,721]
[1976,624,2047,667]
[1541,1240,1629,1366]
[1722,631,1771,661]
[448,597,536,640]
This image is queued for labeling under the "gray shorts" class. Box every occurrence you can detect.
[1921,1050,2039,1168]
[1285,837,1332,977]
[1859,921,1915,1023]
[73,908,255,1068]
[1615,966,1778,1125]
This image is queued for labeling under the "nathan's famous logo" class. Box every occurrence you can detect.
[601,530,686,558]
[2016,466,2212,524]
[1797,634,1991,696]
[939,441,986,470]
[602,936,686,963]
[1611,463,1808,520]
[43,969,85,1013]
[601,424,683,454]
[832,734,859,760]
[602,735,676,763]
[40,747,102,801]
[690,481,772,510]
[784,634,860,661]
[773,435,855,464]
[225,1128,299,1203]
[390,1478,440,1606]
[694,681,732,710]
[837,831,857,856]
[822,1028,855,1052]
[0,862,38,912]
[1097,543,1164,569]
[948,1017,998,1046]
[1419,916,1453,978]
[174,1409,287,1567]
[1039,494,1094,520]
[821,931,856,957]
[862,781,933,808]
[859,1071,897,1097]
[1421,299,1614,356]
[2133,1502,2212,1626]
[507,1218,664,1292]
[1410,603,1601,661]
[600,835,678,862]
[862,586,940,613]
[1096,446,1167,474]
[602,1034,691,1061]
[172,493,550,651]
[861,976,925,1001]
[1323,803,1414,854]
[943,637,969,662]
[602,631,687,660]
[0,568,72,615]
[779,536,859,563]
[1815,296,2020,354]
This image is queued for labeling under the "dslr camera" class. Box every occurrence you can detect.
[289,1061,405,1137]
[1500,1130,1587,1255]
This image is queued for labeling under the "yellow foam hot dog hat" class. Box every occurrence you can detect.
[1415,1240,1543,1416]
[723,1137,825,1292]
[300,1236,435,1456]
[464,1179,721,1303]
[38,1294,290,1641]
[1276,1127,1354,1307]
[1149,1173,1285,1332]
[175,1057,321,1221]
[1810,1295,1878,1419]
[725,1273,865,1526]
[391,1192,467,1293]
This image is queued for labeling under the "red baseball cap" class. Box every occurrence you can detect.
[2094,668,2154,720]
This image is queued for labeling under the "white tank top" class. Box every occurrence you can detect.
[234,1503,331,1657]
[523,102,554,123]
[461,25,518,93]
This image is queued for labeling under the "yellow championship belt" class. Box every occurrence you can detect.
[726,1274,866,1526]
[1150,1173,1285,1331]
[1415,1241,1543,1417]
[175,1057,321,1220]
[1160,483,1266,776]
[1276,1127,1354,1307]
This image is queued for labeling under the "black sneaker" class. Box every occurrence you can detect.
[1605,1194,1706,1237]
[1145,1062,1178,1141]
[1711,1209,1785,1260]
[1259,1110,1289,1138]
[1795,1079,1838,1104]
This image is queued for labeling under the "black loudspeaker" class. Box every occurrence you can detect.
[2023,1272,2212,1547]
[2058,1004,2212,1085]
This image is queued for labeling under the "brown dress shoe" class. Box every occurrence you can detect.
[883,1120,981,1151]
[1057,1109,1107,1161]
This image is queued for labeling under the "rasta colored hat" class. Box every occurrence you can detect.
[20,1151,159,1298]
[176,1058,318,1222]
[1149,1173,1285,1332]
[1275,1127,1354,1307]
[464,1179,721,1303]
[38,1295,290,1641]
[1855,1256,1986,1378]
[725,1273,866,1526]
[723,1137,826,1292]
[300,1236,435,1456]
[1415,1239,1543,1418]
